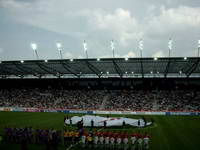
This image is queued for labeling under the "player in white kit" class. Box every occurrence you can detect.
[143,133,150,149]
[99,133,104,149]
[116,134,122,150]
[137,134,143,150]
[130,133,137,150]
[123,134,129,150]
[110,133,115,150]
[105,133,110,149]
[93,132,99,148]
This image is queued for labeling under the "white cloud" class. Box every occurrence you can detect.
[88,8,143,46]
[64,52,73,58]
[123,51,136,58]
[1,1,144,47]
[1,0,200,58]
[0,0,89,37]
[152,51,165,57]
[147,6,200,34]
[78,55,84,59]
[2,1,199,39]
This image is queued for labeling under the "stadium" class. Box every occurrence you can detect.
[0,57,200,150]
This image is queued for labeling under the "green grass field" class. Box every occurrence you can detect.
[0,111,200,150]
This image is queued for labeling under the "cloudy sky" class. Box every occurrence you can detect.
[0,0,200,60]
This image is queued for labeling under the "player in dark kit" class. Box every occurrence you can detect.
[104,121,107,128]
[91,119,94,129]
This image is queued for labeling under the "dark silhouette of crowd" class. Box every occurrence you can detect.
[4,127,61,150]
[0,88,200,111]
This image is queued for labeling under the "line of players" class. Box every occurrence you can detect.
[64,130,150,150]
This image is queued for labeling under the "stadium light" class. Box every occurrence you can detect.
[184,57,187,60]
[31,43,39,59]
[198,40,200,57]
[138,39,143,58]
[56,43,61,49]
[125,57,129,61]
[56,42,63,59]
[154,57,158,61]
[20,60,24,63]
[83,40,88,59]
[31,43,37,50]
[168,38,173,57]
[111,40,115,58]
[44,59,48,63]
[97,58,100,61]
[70,59,73,62]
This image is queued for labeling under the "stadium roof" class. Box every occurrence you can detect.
[0,57,200,79]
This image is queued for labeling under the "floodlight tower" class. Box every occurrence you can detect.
[111,40,115,58]
[138,39,143,58]
[83,40,88,59]
[31,43,39,59]
[198,40,200,57]
[56,42,63,59]
[168,38,173,57]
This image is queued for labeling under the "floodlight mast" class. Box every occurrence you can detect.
[31,43,39,59]
[56,43,63,59]
[59,49,63,59]
[83,40,88,59]
[139,39,143,58]
[111,40,115,58]
[168,38,172,57]
[198,40,200,57]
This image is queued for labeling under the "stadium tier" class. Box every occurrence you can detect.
[0,58,200,112]
[0,88,200,111]
[0,57,200,79]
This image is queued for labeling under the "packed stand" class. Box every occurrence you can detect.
[0,88,200,111]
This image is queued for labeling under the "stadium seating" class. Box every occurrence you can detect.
[0,88,199,111]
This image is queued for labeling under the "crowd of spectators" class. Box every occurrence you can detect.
[0,88,200,111]
[0,88,106,110]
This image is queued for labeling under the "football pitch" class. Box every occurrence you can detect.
[0,111,200,150]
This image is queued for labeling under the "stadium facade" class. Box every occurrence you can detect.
[0,57,200,89]
[0,57,200,116]
[0,57,200,79]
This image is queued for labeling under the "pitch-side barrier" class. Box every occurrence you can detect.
[0,107,200,116]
